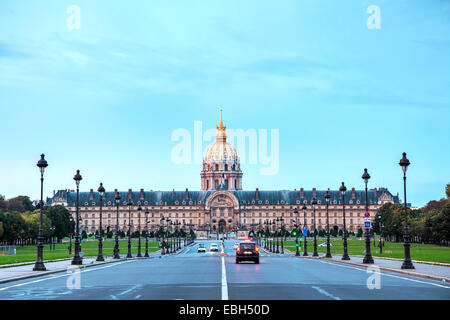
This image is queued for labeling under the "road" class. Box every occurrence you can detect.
[0,240,448,300]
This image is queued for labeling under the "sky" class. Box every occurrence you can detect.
[0,0,449,207]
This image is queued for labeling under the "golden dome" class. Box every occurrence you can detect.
[204,141,238,162]
[204,108,239,162]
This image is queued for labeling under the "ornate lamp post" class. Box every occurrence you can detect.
[126,200,133,258]
[340,182,350,260]
[280,217,284,254]
[160,215,165,255]
[34,154,48,271]
[311,197,318,257]
[96,183,105,262]
[113,192,121,259]
[362,169,374,264]
[71,170,83,265]
[49,225,55,251]
[294,210,300,256]
[144,208,149,257]
[137,205,142,257]
[274,218,279,253]
[68,216,73,255]
[324,190,332,258]
[378,214,383,254]
[399,152,415,269]
[302,204,308,256]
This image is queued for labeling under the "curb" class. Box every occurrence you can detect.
[0,258,131,285]
[293,256,449,282]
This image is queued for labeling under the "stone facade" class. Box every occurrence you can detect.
[48,111,399,235]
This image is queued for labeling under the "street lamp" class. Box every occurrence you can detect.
[324,190,332,258]
[399,152,415,269]
[275,218,280,253]
[72,170,83,265]
[311,197,318,257]
[137,205,142,257]
[362,169,374,264]
[160,215,165,255]
[302,204,308,256]
[34,154,48,271]
[294,210,300,256]
[68,216,73,255]
[378,214,383,254]
[340,182,350,260]
[49,225,55,251]
[96,183,105,262]
[114,192,121,259]
[280,217,284,254]
[144,208,149,257]
[126,200,133,258]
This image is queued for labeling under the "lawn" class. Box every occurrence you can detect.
[0,239,161,266]
[279,239,450,263]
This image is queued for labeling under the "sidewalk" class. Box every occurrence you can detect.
[0,250,163,285]
[294,253,450,282]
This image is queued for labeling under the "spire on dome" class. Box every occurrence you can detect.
[216,107,226,142]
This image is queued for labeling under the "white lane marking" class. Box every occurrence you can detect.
[0,260,134,292]
[221,256,228,300]
[135,295,141,299]
[110,295,118,300]
[118,284,140,296]
[316,259,450,289]
[312,286,341,300]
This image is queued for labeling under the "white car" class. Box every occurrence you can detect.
[318,242,333,247]
[197,244,207,253]
[209,243,219,252]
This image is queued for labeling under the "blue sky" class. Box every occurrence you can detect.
[0,0,449,206]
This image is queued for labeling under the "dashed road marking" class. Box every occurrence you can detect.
[312,286,341,300]
[221,256,228,300]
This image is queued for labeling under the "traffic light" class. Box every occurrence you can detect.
[291,229,298,237]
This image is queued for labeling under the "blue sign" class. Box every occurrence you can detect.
[364,221,371,229]
[303,226,307,236]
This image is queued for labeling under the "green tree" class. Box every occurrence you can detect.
[42,205,73,240]
[0,212,27,243]
[0,221,3,238]
[446,184,450,199]
[10,196,34,211]
[7,199,25,213]
[356,227,363,237]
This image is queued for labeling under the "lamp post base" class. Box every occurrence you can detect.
[96,256,105,262]
[325,252,332,258]
[401,260,415,269]
[363,255,374,264]
[33,261,46,271]
[71,257,83,265]
[341,253,350,260]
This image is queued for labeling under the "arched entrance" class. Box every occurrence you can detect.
[218,219,226,233]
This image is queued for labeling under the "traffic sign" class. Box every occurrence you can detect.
[303,226,307,237]
[364,221,371,229]
[364,212,370,218]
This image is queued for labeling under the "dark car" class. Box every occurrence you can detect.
[236,241,259,264]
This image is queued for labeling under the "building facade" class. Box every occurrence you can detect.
[48,111,400,235]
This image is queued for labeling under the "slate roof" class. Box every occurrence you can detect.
[49,188,399,206]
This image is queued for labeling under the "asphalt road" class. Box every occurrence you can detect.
[0,240,448,300]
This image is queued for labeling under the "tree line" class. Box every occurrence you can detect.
[372,184,450,246]
[0,196,74,246]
